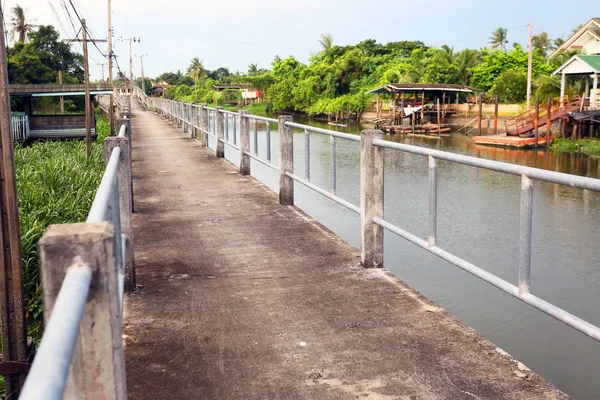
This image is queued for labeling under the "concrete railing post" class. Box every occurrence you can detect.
[201,105,208,147]
[104,137,135,291]
[239,110,250,175]
[38,222,127,399]
[190,103,198,139]
[216,107,225,158]
[360,130,384,268]
[278,115,294,205]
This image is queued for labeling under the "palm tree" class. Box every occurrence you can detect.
[187,57,204,100]
[489,27,508,51]
[247,64,258,76]
[554,37,565,49]
[532,32,555,57]
[318,33,334,52]
[456,49,481,85]
[440,45,456,64]
[10,5,35,43]
[534,74,560,100]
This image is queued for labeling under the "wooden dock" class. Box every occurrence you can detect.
[473,134,553,148]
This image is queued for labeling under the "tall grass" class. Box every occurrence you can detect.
[0,115,110,398]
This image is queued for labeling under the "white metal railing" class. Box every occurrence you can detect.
[135,87,600,343]
[20,123,134,399]
[11,113,30,142]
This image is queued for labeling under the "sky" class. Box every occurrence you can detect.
[4,0,597,81]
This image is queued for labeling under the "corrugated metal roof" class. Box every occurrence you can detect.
[9,83,113,96]
[578,55,600,71]
[366,83,475,94]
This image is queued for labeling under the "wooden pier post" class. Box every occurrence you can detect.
[477,93,483,136]
[534,97,540,147]
[436,99,441,136]
[360,130,384,268]
[493,95,499,135]
[400,91,405,125]
[547,97,552,139]
[421,91,425,120]
[216,107,225,158]
[278,115,294,205]
[239,110,250,176]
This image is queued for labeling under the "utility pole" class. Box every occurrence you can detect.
[120,37,140,89]
[137,54,147,93]
[59,70,64,114]
[108,0,114,135]
[97,63,107,83]
[526,22,533,111]
[0,4,28,397]
[68,21,107,157]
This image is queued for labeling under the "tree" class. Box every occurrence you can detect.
[319,33,334,52]
[532,32,554,57]
[10,5,35,43]
[247,63,258,76]
[456,49,480,85]
[187,57,204,99]
[489,69,528,102]
[8,25,83,84]
[489,27,508,51]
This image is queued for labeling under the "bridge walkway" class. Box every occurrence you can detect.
[123,101,566,399]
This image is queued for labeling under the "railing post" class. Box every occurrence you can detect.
[278,115,294,205]
[190,103,197,139]
[518,175,533,295]
[239,110,250,175]
[37,222,127,399]
[104,137,135,291]
[201,105,208,147]
[360,130,384,268]
[216,107,225,158]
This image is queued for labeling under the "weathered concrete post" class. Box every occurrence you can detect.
[278,115,294,205]
[38,222,127,399]
[104,137,135,291]
[360,129,384,268]
[190,103,198,139]
[239,110,250,175]
[216,107,225,158]
[201,105,208,147]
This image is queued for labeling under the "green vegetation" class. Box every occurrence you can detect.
[16,116,111,332]
[551,138,600,156]
[155,27,582,120]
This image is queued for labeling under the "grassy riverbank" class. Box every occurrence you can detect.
[0,114,110,398]
[551,138,600,156]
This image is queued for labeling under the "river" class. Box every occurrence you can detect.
[209,115,600,399]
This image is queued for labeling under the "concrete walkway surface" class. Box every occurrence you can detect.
[123,101,567,399]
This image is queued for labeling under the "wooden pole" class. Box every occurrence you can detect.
[526,22,533,110]
[400,91,405,124]
[534,97,540,147]
[442,92,446,116]
[392,93,397,125]
[436,99,441,136]
[0,4,27,394]
[546,100,554,139]
[59,70,65,114]
[421,91,425,120]
[493,95,499,135]
[477,93,483,136]
[82,19,92,158]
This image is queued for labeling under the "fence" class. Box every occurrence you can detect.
[11,113,30,142]
[19,119,135,399]
[135,87,600,343]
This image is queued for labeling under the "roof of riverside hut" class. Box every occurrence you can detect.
[552,54,600,75]
[366,83,475,95]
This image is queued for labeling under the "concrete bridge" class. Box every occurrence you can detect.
[23,89,600,399]
[119,100,567,399]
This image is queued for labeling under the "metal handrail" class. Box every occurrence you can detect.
[371,138,600,342]
[21,124,131,399]
[139,89,600,342]
[19,264,93,400]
